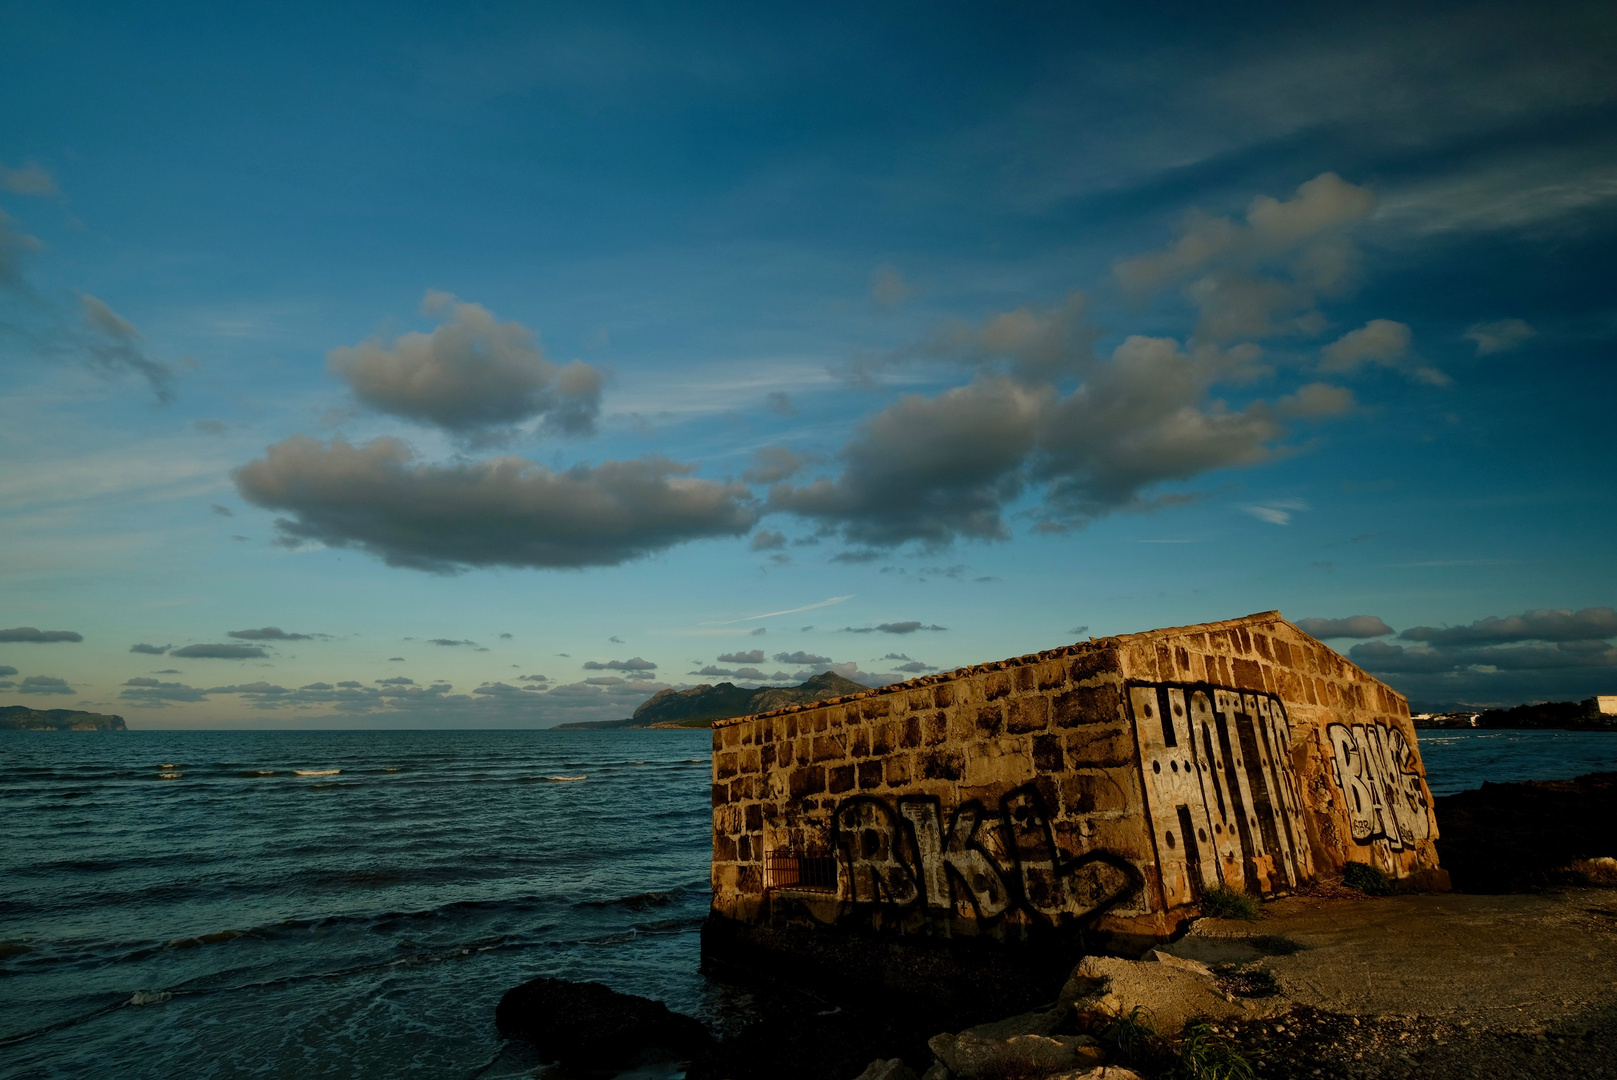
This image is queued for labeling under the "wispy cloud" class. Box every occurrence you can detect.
[710,594,855,624]
[1241,499,1308,525]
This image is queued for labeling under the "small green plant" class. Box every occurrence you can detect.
[1171,1019,1257,1080]
[1342,861,1392,895]
[1098,1005,1160,1063]
[1200,885,1260,920]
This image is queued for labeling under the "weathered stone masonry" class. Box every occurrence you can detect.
[706,612,1444,974]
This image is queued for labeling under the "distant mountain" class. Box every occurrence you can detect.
[631,682,757,729]
[0,706,127,731]
[742,671,870,716]
[555,671,869,730]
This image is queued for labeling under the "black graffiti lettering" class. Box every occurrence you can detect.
[834,796,921,905]
[829,785,1141,927]
[899,798,1012,919]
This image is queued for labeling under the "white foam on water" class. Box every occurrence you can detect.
[294,769,341,777]
[158,772,183,780]
[545,775,587,782]
[127,990,172,1006]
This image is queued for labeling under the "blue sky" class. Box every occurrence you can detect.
[3,0,1615,726]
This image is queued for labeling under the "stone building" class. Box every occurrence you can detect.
[703,611,1445,996]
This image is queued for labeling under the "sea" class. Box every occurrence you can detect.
[2,726,1615,1080]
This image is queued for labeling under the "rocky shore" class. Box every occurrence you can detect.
[495,772,1617,1080]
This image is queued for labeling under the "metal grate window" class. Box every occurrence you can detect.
[763,850,839,893]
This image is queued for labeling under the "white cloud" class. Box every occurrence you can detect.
[1463,319,1535,355]
[771,323,1330,546]
[1277,382,1355,418]
[1375,157,1617,235]
[869,292,1099,384]
[328,292,603,439]
[769,377,1048,546]
[1114,173,1375,342]
[1320,320,1447,385]
[1242,499,1307,526]
[1036,336,1284,528]
[0,160,58,196]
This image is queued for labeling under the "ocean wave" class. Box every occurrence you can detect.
[579,888,679,911]
[167,929,245,949]
[157,771,183,780]
[294,769,340,776]
[631,915,704,934]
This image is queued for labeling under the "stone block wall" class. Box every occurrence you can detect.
[708,611,1443,955]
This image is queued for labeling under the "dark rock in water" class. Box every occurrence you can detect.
[683,979,998,1080]
[1435,771,1617,892]
[494,977,710,1064]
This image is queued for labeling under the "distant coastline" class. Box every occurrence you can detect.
[0,705,127,731]
[1414,698,1617,732]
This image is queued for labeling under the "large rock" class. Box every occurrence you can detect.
[852,1059,918,1080]
[954,1008,1064,1040]
[494,976,709,1064]
[927,1029,1104,1078]
[1435,771,1617,891]
[1060,955,1254,1036]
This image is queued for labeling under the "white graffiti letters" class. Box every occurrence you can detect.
[1130,682,1315,901]
[1326,722,1431,849]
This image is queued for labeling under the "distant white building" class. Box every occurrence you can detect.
[1592,695,1617,717]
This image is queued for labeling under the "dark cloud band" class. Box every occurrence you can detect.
[0,627,83,643]
[170,643,269,659]
[233,436,758,572]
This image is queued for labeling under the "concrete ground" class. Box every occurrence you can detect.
[1162,886,1617,1032]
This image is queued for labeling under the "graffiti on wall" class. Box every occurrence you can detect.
[1127,682,1314,905]
[829,784,1141,927]
[1326,722,1432,849]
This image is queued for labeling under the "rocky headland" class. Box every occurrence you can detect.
[0,705,126,731]
[557,671,867,729]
